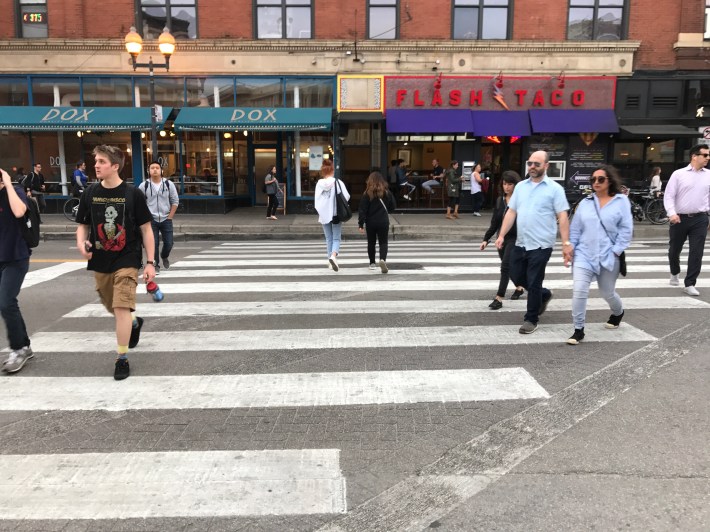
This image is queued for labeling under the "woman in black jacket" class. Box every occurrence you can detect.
[358,171,396,273]
[479,170,525,309]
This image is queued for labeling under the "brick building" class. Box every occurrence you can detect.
[0,0,708,213]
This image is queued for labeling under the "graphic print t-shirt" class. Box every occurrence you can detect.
[75,182,152,273]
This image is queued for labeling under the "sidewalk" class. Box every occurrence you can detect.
[40,207,670,241]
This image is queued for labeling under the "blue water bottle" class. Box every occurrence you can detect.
[146,281,164,302]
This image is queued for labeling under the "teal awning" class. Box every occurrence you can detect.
[0,106,172,131]
[174,107,332,131]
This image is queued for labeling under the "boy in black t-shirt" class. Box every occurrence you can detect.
[75,145,156,380]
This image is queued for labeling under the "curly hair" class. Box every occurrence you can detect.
[592,164,623,196]
[365,171,388,200]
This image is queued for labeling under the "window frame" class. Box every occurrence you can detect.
[253,0,314,39]
[705,0,710,40]
[15,0,48,39]
[135,0,199,40]
[451,0,513,40]
[367,0,399,40]
[567,0,628,41]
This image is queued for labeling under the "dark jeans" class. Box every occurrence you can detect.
[266,193,278,217]
[509,246,553,324]
[668,213,709,287]
[471,191,484,213]
[496,240,517,298]
[366,224,389,263]
[0,258,30,350]
[32,193,46,213]
[151,219,174,267]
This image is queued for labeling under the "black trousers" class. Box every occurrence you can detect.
[366,224,389,264]
[496,240,517,298]
[266,193,278,217]
[509,246,553,324]
[668,213,709,287]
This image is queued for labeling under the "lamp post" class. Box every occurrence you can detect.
[124,26,176,160]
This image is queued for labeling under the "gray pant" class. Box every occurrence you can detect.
[572,260,623,330]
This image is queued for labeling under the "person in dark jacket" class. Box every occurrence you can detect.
[445,161,461,219]
[358,171,396,273]
[479,170,525,309]
[264,165,279,220]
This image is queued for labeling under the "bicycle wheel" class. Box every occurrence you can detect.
[645,198,668,225]
[63,198,80,221]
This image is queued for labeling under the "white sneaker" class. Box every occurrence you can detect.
[473,212,481,217]
[403,194,410,201]
[328,260,333,270]
[669,274,680,286]
[369,263,377,270]
[379,259,388,274]
[683,285,700,296]
[329,255,339,272]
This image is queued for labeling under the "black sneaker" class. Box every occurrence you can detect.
[488,298,503,310]
[510,288,524,300]
[129,317,144,349]
[163,257,170,269]
[566,328,585,345]
[605,310,625,329]
[539,291,554,315]
[114,358,130,380]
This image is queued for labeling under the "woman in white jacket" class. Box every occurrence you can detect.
[314,158,350,272]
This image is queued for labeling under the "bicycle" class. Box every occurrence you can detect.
[624,188,668,225]
[63,196,80,221]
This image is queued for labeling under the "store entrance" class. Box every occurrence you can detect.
[480,139,523,207]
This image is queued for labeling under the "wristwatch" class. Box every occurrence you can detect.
[146,260,158,267]
[563,241,572,246]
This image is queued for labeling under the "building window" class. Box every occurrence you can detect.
[453,0,510,40]
[705,0,710,39]
[256,0,312,39]
[16,0,48,38]
[568,0,625,41]
[368,0,398,39]
[138,0,197,40]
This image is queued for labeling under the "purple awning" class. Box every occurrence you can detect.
[471,111,531,136]
[529,109,619,133]
[385,109,473,134]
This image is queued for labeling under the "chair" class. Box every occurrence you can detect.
[427,181,446,209]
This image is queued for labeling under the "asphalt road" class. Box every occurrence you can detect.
[0,238,707,531]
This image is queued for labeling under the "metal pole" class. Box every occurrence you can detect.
[149,58,158,161]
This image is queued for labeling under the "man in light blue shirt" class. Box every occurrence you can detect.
[496,150,571,334]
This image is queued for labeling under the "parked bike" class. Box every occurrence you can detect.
[63,197,80,221]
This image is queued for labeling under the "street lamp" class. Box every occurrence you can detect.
[124,26,176,159]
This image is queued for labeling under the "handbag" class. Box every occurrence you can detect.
[591,198,627,277]
[332,178,352,224]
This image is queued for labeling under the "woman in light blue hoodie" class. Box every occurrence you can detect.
[314,158,350,272]
[565,165,633,345]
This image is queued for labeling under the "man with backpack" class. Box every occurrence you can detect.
[138,161,179,272]
[75,145,156,380]
[23,162,46,213]
[0,168,33,374]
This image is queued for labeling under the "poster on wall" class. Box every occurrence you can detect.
[566,134,608,190]
[309,146,323,170]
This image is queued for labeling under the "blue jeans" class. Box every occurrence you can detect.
[572,261,623,330]
[509,246,553,325]
[0,258,30,350]
[151,219,174,267]
[322,222,342,257]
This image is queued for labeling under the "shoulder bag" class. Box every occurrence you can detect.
[590,197,627,277]
[332,178,352,224]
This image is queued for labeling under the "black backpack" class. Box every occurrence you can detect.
[17,187,42,248]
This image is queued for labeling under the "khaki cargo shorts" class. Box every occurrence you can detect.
[94,267,139,313]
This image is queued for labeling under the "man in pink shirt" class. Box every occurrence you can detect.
[663,144,710,296]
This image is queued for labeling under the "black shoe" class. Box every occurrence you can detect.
[539,291,554,315]
[605,310,624,329]
[510,288,524,300]
[163,257,170,269]
[566,328,585,345]
[488,298,503,310]
[114,358,130,380]
[129,317,143,349]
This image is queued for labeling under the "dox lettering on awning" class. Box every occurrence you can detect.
[173,107,332,131]
[0,106,170,131]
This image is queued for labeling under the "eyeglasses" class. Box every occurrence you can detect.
[526,161,543,168]
[590,176,607,184]
[696,153,710,158]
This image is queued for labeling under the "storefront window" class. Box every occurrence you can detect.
[31,78,80,106]
[236,79,283,107]
[0,131,31,177]
[17,0,47,38]
[285,79,332,108]
[0,77,28,106]
[186,77,235,107]
[135,77,185,108]
[453,0,510,40]
[568,0,625,41]
[646,140,675,163]
[220,134,247,195]
[81,78,133,107]
[256,0,312,39]
[182,131,219,196]
[294,133,331,194]
[612,142,643,163]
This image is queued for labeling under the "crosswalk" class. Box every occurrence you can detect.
[1,238,704,525]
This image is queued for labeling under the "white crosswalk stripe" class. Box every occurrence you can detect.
[4,238,699,522]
